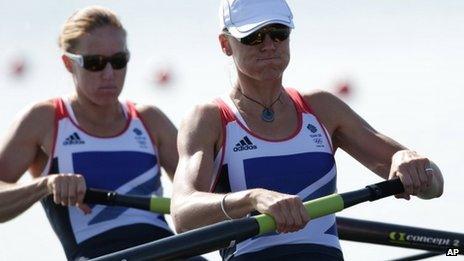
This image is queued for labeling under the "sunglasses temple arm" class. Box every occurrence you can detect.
[64,52,84,67]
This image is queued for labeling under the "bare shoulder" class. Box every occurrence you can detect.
[181,101,222,135]
[1,99,56,164]
[300,89,344,112]
[178,101,223,152]
[15,99,56,135]
[134,103,170,126]
[183,101,222,127]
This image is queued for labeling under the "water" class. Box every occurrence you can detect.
[1,0,463,260]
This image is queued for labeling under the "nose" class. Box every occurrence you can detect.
[101,62,115,80]
[261,34,276,51]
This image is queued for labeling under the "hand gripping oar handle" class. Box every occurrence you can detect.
[84,189,170,214]
[256,178,405,234]
[91,179,404,261]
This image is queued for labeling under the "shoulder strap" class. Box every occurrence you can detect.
[214,98,236,124]
[285,87,313,114]
[53,98,69,120]
[125,100,138,119]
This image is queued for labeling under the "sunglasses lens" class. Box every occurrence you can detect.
[109,53,129,70]
[240,25,290,46]
[83,55,107,71]
[241,31,263,46]
[270,28,290,42]
[81,52,129,71]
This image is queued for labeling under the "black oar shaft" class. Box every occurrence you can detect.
[341,178,404,208]
[337,217,464,254]
[389,252,442,261]
[92,218,259,261]
[84,189,168,213]
[85,189,151,209]
[84,189,115,205]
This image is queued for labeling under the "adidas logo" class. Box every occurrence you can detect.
[233,136,257,152]
[63,132,85,145]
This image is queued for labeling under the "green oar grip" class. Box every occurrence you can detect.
[255,194,344,235]
[150,197,171,214]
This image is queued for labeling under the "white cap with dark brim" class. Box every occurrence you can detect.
[219,0,294,38]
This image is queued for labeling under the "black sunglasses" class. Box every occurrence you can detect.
[226,24,291,46]
[64,51,130,72]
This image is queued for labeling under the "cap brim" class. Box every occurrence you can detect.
[228,19,294,38]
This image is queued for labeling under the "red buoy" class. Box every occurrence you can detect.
[336,82,351,96]
[9,57,27,78]
[155,68,171,85]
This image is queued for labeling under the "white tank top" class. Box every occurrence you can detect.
[211,88,341,257]
[41,98,171,246]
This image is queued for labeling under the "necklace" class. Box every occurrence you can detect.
[237,88,283,122]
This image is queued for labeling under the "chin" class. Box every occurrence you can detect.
[91,93,121,106]
[257,75,281,82]
[255,63,287,79]
[239,63,286,81]
[256,69,284,81]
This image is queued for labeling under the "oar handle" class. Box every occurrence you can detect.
[256,179,404,235]
[84,189,115,205]
[84,189,170,214]
[365,178,405,201]
[255,194,344,235]
[149,197,170,214]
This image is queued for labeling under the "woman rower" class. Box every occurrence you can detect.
[0,6,179,260]
[171,0,444,260]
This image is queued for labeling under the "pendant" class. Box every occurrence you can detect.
[261,108,274,122]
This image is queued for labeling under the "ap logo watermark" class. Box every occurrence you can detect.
[446,248,460,256]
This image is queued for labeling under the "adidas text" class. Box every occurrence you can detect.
[63,133,85,145]
[233,136,257,152]
[233,145,257,152]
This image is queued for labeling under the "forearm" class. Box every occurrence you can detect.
[0,177,50,223]
[417,161,444,199]
[334,128,395,178]
[172,189,255,233]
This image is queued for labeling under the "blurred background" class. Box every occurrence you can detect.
[0,0,463,260]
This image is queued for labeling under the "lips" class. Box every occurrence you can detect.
[97,85,119,95]
[257,57,279,61]
[98,85,117,90]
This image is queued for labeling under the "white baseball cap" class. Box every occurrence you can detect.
[219,0,294,38]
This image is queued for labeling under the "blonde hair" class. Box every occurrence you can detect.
[58,6,126,52]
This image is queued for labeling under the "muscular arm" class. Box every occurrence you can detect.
[305,91,443,199]
[0,178,50,222]
[171,103,252,232]
[0,101,90,223]
[171,103,309,233]
[0,102,53,222]
[137,105,178,180]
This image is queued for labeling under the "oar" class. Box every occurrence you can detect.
[89,178,405,261]
[389,252,442,261]
[84,189,170,214]
[337,217,464,255]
